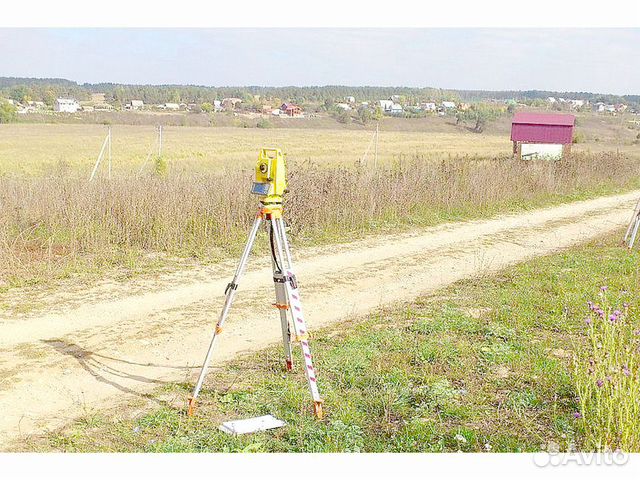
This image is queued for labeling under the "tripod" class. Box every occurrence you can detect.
[624,196,640,249]
[187,206,323,419]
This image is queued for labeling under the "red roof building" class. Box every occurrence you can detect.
[511,113,575,144]
[511,112,576,159]
[281,103,302,117]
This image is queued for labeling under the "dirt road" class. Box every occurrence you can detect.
[1,191,638,448]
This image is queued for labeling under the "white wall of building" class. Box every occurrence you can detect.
[521,143,564,160]
[54,98,80,113]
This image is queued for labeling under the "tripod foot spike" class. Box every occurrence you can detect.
[187,397,197,417]
[314,401,324,420]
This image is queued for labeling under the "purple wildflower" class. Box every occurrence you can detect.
[600,286,608,292]
[596,379,604,388]
[622,366,630,377]
[609,313,618,323]
[585,317,592,326]
[574,412,582,419]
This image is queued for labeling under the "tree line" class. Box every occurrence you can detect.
[2,77,637,109]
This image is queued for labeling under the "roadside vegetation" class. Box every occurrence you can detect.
[29,234,639,452]
[1,152,639,291]
[575,288,640,451]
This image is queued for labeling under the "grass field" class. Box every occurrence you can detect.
[0,123,514,175]
[1,112,638,175]
[31,233,640,453]
[0,114,638,292]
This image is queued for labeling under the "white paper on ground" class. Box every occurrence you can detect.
[219,415,286,435]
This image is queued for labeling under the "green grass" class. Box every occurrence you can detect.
[25,233,640,453]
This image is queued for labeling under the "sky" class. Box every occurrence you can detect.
[0,28,638,95]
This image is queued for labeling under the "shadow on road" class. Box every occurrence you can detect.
[42,339,197,404]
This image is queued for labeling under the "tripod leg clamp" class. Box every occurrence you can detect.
[287,274,298,289]
[224,282,238,294]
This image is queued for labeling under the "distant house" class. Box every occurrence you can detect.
[54,98,80,113]
[596,103,617,114]
[379,100,394,112]
[213,100,222,111]
[390,103,403,114]
[161,103,180,111]
[345,96,355,104]
[441,101,457,110]
[335,103,351,111]
[222,98,242,111]
[281,103,302,117]
[125,100,144,110]
[421,102,436,111]
[81,105,95,112]
[511,112,576,160]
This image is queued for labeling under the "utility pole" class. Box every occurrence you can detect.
[107,126,112,180]
[374,122,379,169]
[158,125,163,157]
[89,127,110,182]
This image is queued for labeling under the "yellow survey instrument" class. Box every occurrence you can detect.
[251,148,288,213]
[188,147,323,420]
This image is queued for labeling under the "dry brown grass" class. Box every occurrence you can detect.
[0,152,638,289]
[0,123,513,175]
